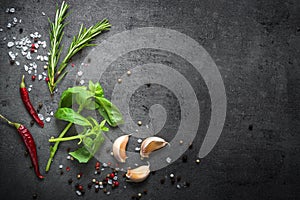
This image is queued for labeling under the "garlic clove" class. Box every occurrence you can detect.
[126,164,150,182]
[113,134,130,163]
[140,136,168,158]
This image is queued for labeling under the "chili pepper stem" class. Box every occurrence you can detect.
[20,75,26,88]
[0,114,20,128]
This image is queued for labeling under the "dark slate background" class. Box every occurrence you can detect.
[0,0,299,199]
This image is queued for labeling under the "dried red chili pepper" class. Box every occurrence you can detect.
[0,114,44,179]
[20,75,44,128]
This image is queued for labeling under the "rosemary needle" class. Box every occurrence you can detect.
[47,1,111,94]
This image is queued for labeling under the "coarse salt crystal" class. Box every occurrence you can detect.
[8,51,16,60]
[135,147,140,151]
[24,65,28,71]
[42,12,45,16]
[137,139,142,143]
[0,28,3,32]
[59,164,63,169]
[44,56,48,61]
[9,8,15,13]
[38,114,44,121]
[166,157,172,163]
[45,117,51,123]
[79,80,85,85]
[28,70,32,74]
[7,23,12,28]
[15,61,20,66]
[76,191,82,196]
[38,74,43,80]
[77,71,83,77]
[28,87,32,92]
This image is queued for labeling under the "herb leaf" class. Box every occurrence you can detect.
[69,146,93,163]
[59,86,87,108]
[55,108,92,127]
[89,80,104,97]
[95,97,124,127]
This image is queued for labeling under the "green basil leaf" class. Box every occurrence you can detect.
[100,120,109,132]
[59,86,87,108]
[94,82,104,97]
[82,99,99,110]
[85,131,104,155]
[88,80,95,92]
[75,89,95,107]
[54,108,92,127]
[95,97,124,127]
[69,146,93,163]
[88,80,104,97]
[86,116,99,127]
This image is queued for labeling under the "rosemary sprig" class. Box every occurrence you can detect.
[56,19,111,77]
[48,1,69,94]
[47,1,111,94]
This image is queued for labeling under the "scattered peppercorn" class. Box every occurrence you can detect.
[95,188,99,193]
[176,176,181,182]
[30,120,35,126]
[110,173,115,179]
[68,178,73,184]
[10,59,15,65]
[248,124,253,131]
[38,102,43,109]
[103,188,107,193]
[160,178,165,184]
[60,171,64,175]
[143,189,148,194]
[34,37,38,43]
[189,143,193,149]
[171,179,175,185]
[19,28,23,34]
[78,185,83,191]
[32,193,37,199]
[24,150,29,157]
[182,154,188,162]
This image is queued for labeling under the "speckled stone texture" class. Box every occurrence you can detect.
[0,0,299,200]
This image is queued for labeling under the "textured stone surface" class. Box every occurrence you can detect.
[0,0,299,199]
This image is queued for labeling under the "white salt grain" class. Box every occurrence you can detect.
[38,114,44,121]
[45,117,51,123]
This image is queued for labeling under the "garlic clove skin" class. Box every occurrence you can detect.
[126,165,150,182]
[113,134,130,163]
[140,136,168,158]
